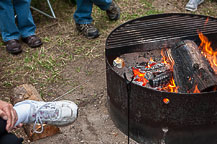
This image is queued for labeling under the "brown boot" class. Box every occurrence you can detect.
[22,35,43,48]
[6,39,22,54]
[106,1,120,21]
[76,23,99,39]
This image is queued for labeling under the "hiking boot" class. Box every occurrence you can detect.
[22,35,43,48]
[185,0,204,12]
[5,39,22,54]
[14,100,78,133]
[106,1,120,21]
[76,23,99,39]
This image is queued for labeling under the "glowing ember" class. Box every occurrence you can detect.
[163,98,170,104]
[132,52,178,93]
[132,67,148,86]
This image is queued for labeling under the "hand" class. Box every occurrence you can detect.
[0,100,18,132]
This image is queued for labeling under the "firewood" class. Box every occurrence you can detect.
[167,40,217,93]
[11,84,60,141]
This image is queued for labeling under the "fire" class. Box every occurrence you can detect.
[161,77,178,93]
[204,17,209,27]
[161,49,168,64]
[193,85,200,93]
[160,49,178,92]
[132,57,156,87]
[132,31,216,93]
[148,57,156,67]
[132,53,179,93]
[168,78,178,93]
[198,31,217,73]
[132,67,148,86]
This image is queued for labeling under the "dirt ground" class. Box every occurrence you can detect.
[0,0,217,143]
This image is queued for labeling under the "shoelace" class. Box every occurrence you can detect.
[33,103,59,133]
[80,24,94,31]
[108,2,115,11]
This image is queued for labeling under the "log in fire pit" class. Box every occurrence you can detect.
[106,13,217,144]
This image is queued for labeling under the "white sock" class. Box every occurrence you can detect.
[14,104,31,127]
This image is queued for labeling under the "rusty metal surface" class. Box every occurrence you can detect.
[106,13,217,144]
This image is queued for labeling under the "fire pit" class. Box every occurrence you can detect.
[106,13,217,144]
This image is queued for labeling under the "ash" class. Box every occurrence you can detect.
[112,49,173,90]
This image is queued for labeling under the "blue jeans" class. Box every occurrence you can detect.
[74,0,112,24]
[0,0,36,42]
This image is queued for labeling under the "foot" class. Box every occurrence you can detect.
[185,0,204,12]
[5,39,22,54]
[106,1,120,21]
[76,23,99,39]
[22,35,43,48]
[14,100,78,133]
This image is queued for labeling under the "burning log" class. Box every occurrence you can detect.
[11,84,60,141]
[167,40,217,93]
[133,61,173,88]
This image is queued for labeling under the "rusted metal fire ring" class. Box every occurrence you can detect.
[106,13,217,144]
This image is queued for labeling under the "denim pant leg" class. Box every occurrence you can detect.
[0,0,20,42]
[14,0,36,38]
[93,0,112,11]
[74,0,93,24]
[73,0,112,24]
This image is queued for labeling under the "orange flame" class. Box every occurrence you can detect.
[132,33,216,93]
[132,68,148,86]
[161,78,179,93]
[148,57,156,67]
[168,78,179,93]
[160,49,178,93]
[193,85,200,93]
[204,17,209,27]
[161,49,168,64]
[132,49,179,93]
[198,31,217,73]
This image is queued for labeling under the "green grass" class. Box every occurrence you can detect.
[0,0,217,101]
[0,1,216,142]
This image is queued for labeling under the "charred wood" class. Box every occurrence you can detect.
[149,70,173,87]
[167,40,217,93]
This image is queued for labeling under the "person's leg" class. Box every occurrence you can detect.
[14,100,78,133]
[0,133,23,144]
[73,0,100,39]
[13,0,35,38]
[0,0,22,54]
[13,0,42,48]
[0,118,7,135]
[93,0,120,21]
[74,0,93,24]
[0,118,23,144]
[0,0,20,42]
[73,0,119,38]
[92,0,112,11]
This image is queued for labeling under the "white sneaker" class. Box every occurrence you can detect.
[185,0,204,11]
[14,100,78,133]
